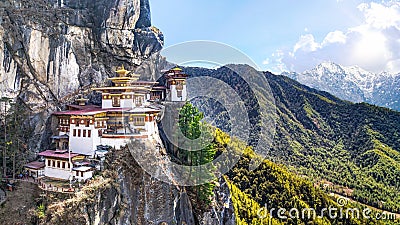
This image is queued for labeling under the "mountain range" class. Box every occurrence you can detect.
[185,65,400,217]
[282,62,400,111]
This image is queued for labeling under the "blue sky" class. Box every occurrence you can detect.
[150,0,400,74]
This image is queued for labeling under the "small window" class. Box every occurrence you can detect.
[176,83,184,90]
[52,160,56,167]
[132,116,145,126]
[112,96,120,107]
[81,171,84,177]
[63,142,68,150]
[78,129,81,137]
[57,161,61,168]
[47,160,51,167]
[134,96,142,106]
[88,130,91,138]
[76,171,79,177]
[62,162,66,169]
[83,130,86,137]
[73,129,76,137]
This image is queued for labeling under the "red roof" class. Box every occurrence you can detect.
[25,161,45,169]
[164,68,188,79]
[38,150,81,159]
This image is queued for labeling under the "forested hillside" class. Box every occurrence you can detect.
[185,65,400,214]
[171,100,398,224]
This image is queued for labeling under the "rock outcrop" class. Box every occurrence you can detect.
[0,0,164,150]
[0,2,237,224]
[46,143,235,225]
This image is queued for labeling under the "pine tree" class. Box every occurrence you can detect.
[0,97,32,180]
[177,102,217,205]
[0,97,12,179]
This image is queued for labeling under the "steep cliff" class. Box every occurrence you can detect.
[45,144,235,225]
[0,2,237,224]
[0,0,164,150]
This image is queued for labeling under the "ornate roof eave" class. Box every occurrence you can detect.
[92,87,152,92]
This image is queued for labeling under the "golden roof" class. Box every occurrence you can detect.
[116,65,130,77]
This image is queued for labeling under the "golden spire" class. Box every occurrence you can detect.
[116,65,130,77]
[76,94,88,106]
[172,67,182,71]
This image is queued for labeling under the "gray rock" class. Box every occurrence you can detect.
[0,0,163,151]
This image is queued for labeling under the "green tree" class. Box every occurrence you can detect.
[178,102,217,205]
[0,97,32,180]
[0,97,12,179]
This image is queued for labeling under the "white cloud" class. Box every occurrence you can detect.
[359,2,400,29]
[322,31,347,46]
[293,34,320,52]
[263,50,288,73]
[274,1,400,74]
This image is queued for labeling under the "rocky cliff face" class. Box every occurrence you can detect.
[0,2,237,224]
[45,144,235,225]
[0,0,164,150]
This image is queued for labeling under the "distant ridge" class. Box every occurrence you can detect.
[282,62,400,111]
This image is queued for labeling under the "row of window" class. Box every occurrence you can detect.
[71,119,94,127]
[103,94,145,100]
[47,159,70,169]
[104,96,145,107]
[96,121,107,128]
[103,94,131,99]
[76,171,85,177]
[170,80,186,86]
[59,119,70,126]
[72,129,92,138]
[58,126,70,132]
[131,117,145,126]
[61,121,105,129]
[46,160,87,177]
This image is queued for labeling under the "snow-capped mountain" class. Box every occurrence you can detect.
[282,62,400,111]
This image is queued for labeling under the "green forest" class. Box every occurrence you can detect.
[174,100,398,224]
[182,65,400,223]
[0,97,33,180]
